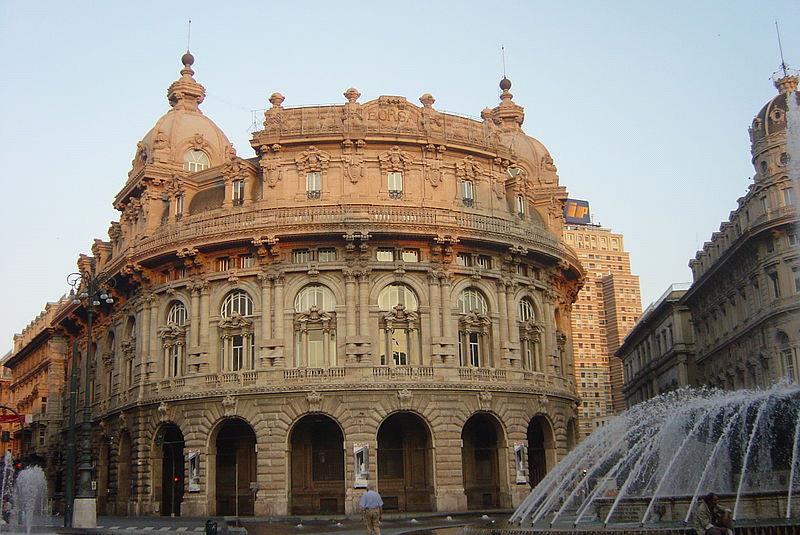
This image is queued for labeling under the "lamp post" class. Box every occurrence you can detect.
[66,267,114,528]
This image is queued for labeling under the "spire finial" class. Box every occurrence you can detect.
[776,21,787,77]
[187,18,192,54]
[770,22,798,95]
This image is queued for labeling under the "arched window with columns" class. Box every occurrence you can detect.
[378,283,420,366]
[518,297,543,372]
[294,284,337,368]
[219,290,255,372]
[778,331,796,381]
[160,301,188,377]
[457,288,491,367]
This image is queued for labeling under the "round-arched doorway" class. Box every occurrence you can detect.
[377,412,434,512]
[289,414,345,514]
[213,418,257,516]
[528,415,555,488]
[462,412,506,509]
[153,424,185,516]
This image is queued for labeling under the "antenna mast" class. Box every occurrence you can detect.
[776,21,787,77]
[187,18,192,52]
[501,44,507,78]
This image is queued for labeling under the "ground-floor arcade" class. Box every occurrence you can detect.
[87,388,578,517]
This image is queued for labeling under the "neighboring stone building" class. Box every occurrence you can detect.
[0,353,17,455]
[683,71,799,390]
[43,53,583,517]
[562,221,642,436]
[5,298,69,489]
[616,283,695,408]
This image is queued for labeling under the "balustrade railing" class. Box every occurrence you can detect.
[372,366,435,379]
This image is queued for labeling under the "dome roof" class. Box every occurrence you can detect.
[750,73,799,144]
[136,54,234,170]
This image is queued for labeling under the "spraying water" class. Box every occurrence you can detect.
[13,466,47,535]
[511,383,800,527]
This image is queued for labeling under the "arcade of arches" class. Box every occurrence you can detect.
[106,399,574,517]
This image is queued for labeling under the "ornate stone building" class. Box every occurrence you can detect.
[683,71,799,391]
[51,53,583,517]
[617,283,695,407]
[5,298,69,487]
[561,224,641,436]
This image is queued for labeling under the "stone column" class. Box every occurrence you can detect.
[440,274,455,365]
[273,275,285,367]
[138,299,150,393]
[497,282,509,351]
[428,271,441,338]
[358,271,370,337]
[199,282,211,373]
[149,295,159,378]
[259,273,272,362]
[344,270,357,339]
[506,282,519,366]
[190,285,201,349]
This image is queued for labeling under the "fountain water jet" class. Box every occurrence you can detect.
[511,383,800,528]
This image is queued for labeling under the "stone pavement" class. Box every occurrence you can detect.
[43,511,510,535]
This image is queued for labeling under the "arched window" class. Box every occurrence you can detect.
[221,290,254,318]
[103,332,115,397]
[457,288,491,367]
[294,285,337,368]
[183,150,210,172]
[518,297,543,372]
[778,331,796,381]
[167,301,187,326]
[219,291,255,372]
[378,284,420,366]
[160,301,189,378]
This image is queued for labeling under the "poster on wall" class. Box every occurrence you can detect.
[514,443,528,484]
[187,451,200,492]
[353,444,369,488]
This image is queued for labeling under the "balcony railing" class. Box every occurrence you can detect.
[372,366,434,379]
[134,204,566,261]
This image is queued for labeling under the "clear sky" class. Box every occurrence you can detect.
[1,0,798,353]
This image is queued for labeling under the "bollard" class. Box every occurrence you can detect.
[205,519,218,535]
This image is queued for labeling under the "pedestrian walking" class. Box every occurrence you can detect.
[359,484,383,535]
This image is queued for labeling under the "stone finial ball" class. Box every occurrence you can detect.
[181,52,195,67]
[499,77,512,91]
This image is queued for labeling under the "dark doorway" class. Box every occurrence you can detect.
[527,415,555,489]
[289,414,345,514]
[462,413,502,509]
[377,412,434,512]
[215,418,257,516]
[97,438,111,515]
[116,431,132,515]
[158,424,185,516]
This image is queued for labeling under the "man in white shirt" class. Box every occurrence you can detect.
[359,484,384,535]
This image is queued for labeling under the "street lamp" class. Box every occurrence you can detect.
[64,266,114,528]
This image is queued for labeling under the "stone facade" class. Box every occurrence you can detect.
[616,284,695,407]
[683,72,799,391]
[5,298,68,489]
[38,54,585,517]
[561,225,642,436]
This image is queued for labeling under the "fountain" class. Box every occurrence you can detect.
[509,383,800,529]
[13,466,47,535]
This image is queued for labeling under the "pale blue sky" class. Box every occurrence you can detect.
[1,1,798,353]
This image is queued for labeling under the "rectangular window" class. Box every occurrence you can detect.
[790,233,798,247]
[794,267,800,293]
[761,196,768,213]
[239,255,254,268]
[318,248,337,262]
[469,332,481,367]
[306,172,321,198]
[216,257,230,271]
[176,266,187,279]
[231,335,244,371]
[784,187,795,206]
[461,180,474,205]
[293,249,311,263]
[388,172,403,195]
[770,272,781,299]
[232,179,245,204]
[517,264,527,276]
[175,194,184,217]
[401,249,419,263]
[476,255,492,269]
[376,248,395,262]
[767,238,775,253]
[456,253,472,267]
[516,195,526,215]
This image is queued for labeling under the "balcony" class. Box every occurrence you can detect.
[133,204,569,264]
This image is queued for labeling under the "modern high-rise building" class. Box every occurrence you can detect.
[562,207,642,436]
